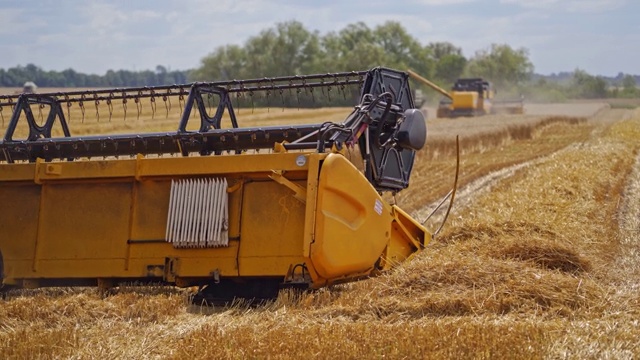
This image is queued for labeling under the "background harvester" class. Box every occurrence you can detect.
[407,69,524,118]
[0,67,437,303]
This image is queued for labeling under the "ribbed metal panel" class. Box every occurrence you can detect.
[165,178,229,248]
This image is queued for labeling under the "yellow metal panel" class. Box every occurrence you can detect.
[35,183,131,263]
[29,259,127,278]
[0,184,39,261]
[451,91,478,109]
[1,260,31,284]
[239,256,308,277]
[0,163,35,181]
[136,152,310,178]
[238,181,306,275]
[35,158,136,182]
[128,242,240,277]
[302,154,323,257]
[3,150,423,287]
[127,242,239,259]
[310,154,390,279]
[130,180,171,241]
[227,180,244,239]
[164,257,238,278]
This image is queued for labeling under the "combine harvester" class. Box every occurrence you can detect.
[0,68,453,303]
[407,70,524,118]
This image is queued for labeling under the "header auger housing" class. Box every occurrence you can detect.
[0,67,431,303]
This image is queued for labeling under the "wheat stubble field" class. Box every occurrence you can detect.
[1,93,639,358]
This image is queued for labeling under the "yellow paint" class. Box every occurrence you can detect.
[0,149,430,290]
[451,91,478,110]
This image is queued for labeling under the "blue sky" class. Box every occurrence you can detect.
[0,0,636,76]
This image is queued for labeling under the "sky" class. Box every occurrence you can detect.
[0,0,637,77]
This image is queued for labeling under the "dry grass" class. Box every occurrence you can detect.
[2,103,640,358]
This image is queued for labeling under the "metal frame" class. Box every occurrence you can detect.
[0,67,424,193]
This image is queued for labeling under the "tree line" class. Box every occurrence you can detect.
[191,20,637,102]
[0,64,189,88]
[191,21,533,90]
[1,20,636,102]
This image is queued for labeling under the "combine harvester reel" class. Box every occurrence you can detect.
[0,67,452,305]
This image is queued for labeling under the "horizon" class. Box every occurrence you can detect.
[0,64,637,80]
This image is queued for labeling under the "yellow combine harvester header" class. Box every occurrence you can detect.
[0,67,436,303]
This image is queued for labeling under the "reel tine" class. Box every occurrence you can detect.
[135,97,141,121]
[163,95,170,119]
[122,93,128,122]
[266,79,274,113]
[279,88,284,112]
[107,93,114,122]
[235,91,242,115]
[79,95,86,123]
[250,90,255,114]
[150,90,157,120]
[136,90,143,121]
[65,94,72,123]
[38,103,44,126]
[95,98,100,123]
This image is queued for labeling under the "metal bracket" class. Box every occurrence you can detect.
[269,170,307,203]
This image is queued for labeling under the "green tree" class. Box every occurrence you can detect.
[105,70,125,87]
[322,22,378,71]
[572,69,607,98]
[190,44,247,81]
[335,22,375,55]
[466,44,533,87]
[373,21,430,74]
[621,74,638,97]
[241,21,320,77]
[425,42,465,84]
[427,41,463,60]
[434,54,467,84]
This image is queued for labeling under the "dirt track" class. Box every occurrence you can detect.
[423,102,608,140]
[413,103,625,225]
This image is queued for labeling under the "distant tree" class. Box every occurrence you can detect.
[0,64,190,88]
[334,22,375,55]
[572,69,607,98]
[434,54,467,84]
[190,44,248,81]
[242,21,320,77]
[373,21,430,75]
[321,22,380,71]
[617,74,637,97]
[427,41,463,60]
[340,42,389,71]
[466,44,533,87]
[62,68,83,87]
[105,70,124,87]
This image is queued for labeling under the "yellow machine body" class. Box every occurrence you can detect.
[451,91,491,115]
[0,151,428,290]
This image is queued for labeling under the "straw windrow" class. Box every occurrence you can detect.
[1,105,639,358]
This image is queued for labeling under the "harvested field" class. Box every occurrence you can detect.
[1,100,640,358]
